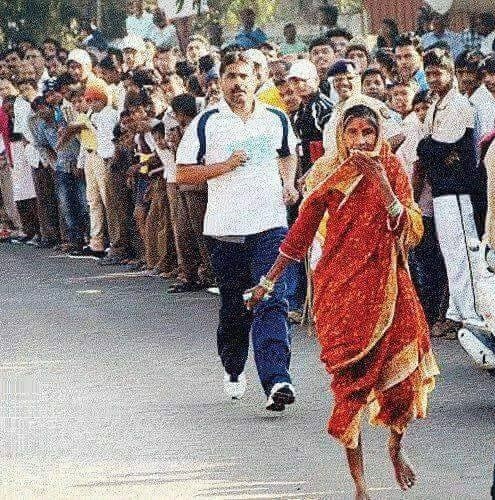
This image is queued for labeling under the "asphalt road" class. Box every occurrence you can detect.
[0,243,494,499]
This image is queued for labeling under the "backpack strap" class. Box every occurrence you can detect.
[266,107,290,157]
[196,108,220,164]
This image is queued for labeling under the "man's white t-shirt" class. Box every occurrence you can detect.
[176,99,297,237]
[470,84,495,146]
[91,106,119,159]
[396,112,433,217]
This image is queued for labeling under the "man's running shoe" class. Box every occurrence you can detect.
[223,371,246,400]
[266,382,295,412]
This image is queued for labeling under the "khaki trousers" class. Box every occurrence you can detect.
[144,177,177,272]
[0,166,23,230]
[173,186,214,283]
[85,152,129,255]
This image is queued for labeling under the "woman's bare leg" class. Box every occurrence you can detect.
[388,429,416,491]
[345,434,371,500]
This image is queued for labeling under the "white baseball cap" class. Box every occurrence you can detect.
[67,49,92,69]
[244,48,268,70]
[287,59,319,82]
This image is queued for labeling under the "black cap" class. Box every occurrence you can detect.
[327,59,356,77]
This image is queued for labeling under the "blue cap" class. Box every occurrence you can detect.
[327,59,356,77]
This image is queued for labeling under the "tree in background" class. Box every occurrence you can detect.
[0,0,126,48]
[0,0,281,48]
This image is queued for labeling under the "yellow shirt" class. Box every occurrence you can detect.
[75,112,98,152]
[257,85,288,113]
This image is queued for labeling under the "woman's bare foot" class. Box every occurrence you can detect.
[345,435,372,500]
[355,486,371,499]
[388,432,416,491]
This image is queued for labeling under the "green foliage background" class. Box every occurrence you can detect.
[2,0,365,47]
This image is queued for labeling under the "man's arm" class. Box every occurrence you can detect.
[389,133,406,153]
[278,154,299,205]
[176,151,247,184]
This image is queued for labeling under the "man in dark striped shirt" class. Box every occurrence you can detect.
[288,59,334,175]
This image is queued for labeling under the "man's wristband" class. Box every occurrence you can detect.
[259,275,275,294]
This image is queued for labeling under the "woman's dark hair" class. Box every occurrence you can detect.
[377,19,399,49]
[171,93,198,118]
[343,105,379,131]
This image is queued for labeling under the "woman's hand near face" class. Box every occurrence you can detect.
[350,151,397,208]
[350,151,386,179]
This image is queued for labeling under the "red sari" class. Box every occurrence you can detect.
[280,143,438,449]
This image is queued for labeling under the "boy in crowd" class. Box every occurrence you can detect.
[308,37,337,101]
[361,68,387,102]
[280,24,307,56]
[387,80,416,120]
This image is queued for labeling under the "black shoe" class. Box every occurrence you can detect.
[266,382,295,412]
[38,237,60,249]
[167,281,204,293]
[68,246,106,260]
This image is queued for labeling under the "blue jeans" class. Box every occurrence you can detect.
[286,261,306,311]
[54,171,89,246]
[207,227,292,396]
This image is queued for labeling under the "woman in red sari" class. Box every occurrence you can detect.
[246,95,439,499]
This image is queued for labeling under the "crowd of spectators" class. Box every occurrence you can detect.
[0,2,494,335]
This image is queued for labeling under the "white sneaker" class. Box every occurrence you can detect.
[266,382,295,411]
[223,372,246,400]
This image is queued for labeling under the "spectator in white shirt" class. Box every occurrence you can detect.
[471,56,495,145]
[417,50,484,333]
[125,0,154,40]
[148,8,178,48]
